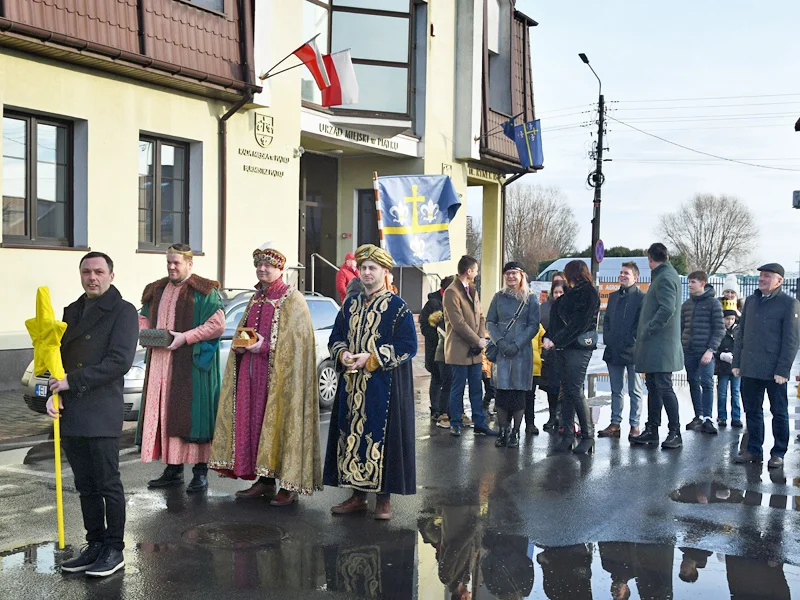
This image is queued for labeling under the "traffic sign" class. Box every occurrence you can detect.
[595,239,605,263]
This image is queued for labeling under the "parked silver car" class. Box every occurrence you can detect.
[21,292,340,420]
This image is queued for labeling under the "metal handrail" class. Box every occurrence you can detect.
[310,253,340,295]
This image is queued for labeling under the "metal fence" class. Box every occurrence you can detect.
[597,275,800,303]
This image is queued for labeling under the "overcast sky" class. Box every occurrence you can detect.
[468,0,800,275]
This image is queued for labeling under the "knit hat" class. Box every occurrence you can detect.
[723,309,738,318]
[722,274,739,295]
[344,252,355,262]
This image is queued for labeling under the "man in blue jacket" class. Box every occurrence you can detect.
[733,263,800,469]
[681,271,724,435]
[598,262,644,440]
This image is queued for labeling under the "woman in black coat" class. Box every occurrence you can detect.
[540,279,567,431]
[543,261,600,454]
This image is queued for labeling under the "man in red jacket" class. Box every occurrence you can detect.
[336,252,359,302]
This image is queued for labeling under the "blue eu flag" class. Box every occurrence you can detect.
[503,118,543,169]
[377,175,461,266]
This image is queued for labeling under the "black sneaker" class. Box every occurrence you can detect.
[718,419,727,428]
[61,542,104,573]
[731,420,743,428]
[630,425,659,445]
[85,546,125,577]
[661,431,683,450]
[685,417,703,431]
[701,420,718,435]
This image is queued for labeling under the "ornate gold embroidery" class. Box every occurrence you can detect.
[337,291,397,491]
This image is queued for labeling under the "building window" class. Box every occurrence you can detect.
[181,0,224,12]
[2,112,72,246]
[138,138,189,250]
[301,0,412,116]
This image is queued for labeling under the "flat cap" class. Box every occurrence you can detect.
[757,263,785,277]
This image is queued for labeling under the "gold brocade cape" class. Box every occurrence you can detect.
[209,289,323,494]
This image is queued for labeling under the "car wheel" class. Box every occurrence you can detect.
[317,359,338,410]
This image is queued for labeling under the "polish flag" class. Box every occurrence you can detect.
[321,50,359,107]
[293,38,330,90]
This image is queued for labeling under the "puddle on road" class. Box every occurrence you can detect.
[670,481,800,512]
[1,532,799,598]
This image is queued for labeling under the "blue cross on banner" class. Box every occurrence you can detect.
[502,118,544,169]
[377,175,461,266]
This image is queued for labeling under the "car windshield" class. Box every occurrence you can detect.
[223,301,248,338]
[307,298,339,331]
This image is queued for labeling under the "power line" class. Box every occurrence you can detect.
[605,115,800,173]
[611,100,800,111]
[614,92,800,103]
[617,112,798,123]
[537,103,593,115]
[612,157,800,162]
[606,123,787,132]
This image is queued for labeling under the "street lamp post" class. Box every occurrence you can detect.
[579,53,605,281]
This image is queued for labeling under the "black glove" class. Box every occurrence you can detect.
[503,342,519,357]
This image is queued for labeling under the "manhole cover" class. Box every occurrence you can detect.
[182,523,286,549]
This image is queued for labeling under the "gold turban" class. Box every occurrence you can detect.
[354,244,393,269]
[252,247,286,269]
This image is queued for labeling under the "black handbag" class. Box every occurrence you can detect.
[486,300,526,362]
[572,330,598,350]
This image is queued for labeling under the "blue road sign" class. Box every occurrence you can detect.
[595,239,605,263]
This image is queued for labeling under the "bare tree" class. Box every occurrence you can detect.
[657,193,759,273]
[504,185,579,276]
[465,215,483,260]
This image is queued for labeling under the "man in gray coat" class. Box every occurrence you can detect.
[631,243,684,450]
[733,263,800,469]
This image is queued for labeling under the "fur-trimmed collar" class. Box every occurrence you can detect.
[142,274,220,304]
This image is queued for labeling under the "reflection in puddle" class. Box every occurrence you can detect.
[670,481,800,511]
[1,520,798,598]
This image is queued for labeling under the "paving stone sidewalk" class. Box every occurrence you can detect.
[0,388,53,441]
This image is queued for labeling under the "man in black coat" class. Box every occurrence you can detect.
[419,276,454,422]
[47,252,138,577]
[681,271,724,435]
[598,261,644,440]
[733,263,800,469]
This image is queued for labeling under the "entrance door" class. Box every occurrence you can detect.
[299,154,338,296]
[357,189,380,246]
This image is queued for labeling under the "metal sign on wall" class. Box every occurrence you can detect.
[255,113,274,148]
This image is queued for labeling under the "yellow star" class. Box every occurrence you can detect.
[25,287,67,380]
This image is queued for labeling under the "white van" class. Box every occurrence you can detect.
[530,257,651,300]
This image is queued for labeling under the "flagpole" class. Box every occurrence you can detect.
[258,33,321,81]
[53,400,65,549]
[373,171,386,251]
[260,62,303,81]
[473,111,525,142]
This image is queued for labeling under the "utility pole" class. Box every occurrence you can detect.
[579,53,606,280]
[591,94,605,281]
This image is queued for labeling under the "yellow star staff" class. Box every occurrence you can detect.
[25,287,67,549]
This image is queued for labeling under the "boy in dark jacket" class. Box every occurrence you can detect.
[598,262,645,440]
[681,271,725,434]
[715,310,741,428]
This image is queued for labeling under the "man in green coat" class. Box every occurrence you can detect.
[137,244,224,492]
[631,243,684,450]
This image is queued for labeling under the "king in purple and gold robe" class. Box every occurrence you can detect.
[210,279,322,495]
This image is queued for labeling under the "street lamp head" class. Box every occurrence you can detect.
[579,53,590,64]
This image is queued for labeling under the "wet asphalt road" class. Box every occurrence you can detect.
[1,362,800,598]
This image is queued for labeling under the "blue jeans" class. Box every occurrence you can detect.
[449,364,487,428]
[684,353,715,418]
[607,363,643,427]
[741,377,789,458]
[716,374,741,421]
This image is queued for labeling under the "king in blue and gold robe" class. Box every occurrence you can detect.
[323,288,417,495]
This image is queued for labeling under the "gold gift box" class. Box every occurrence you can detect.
[232,327,258,348]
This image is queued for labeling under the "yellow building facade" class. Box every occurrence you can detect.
[0,0,538,384]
